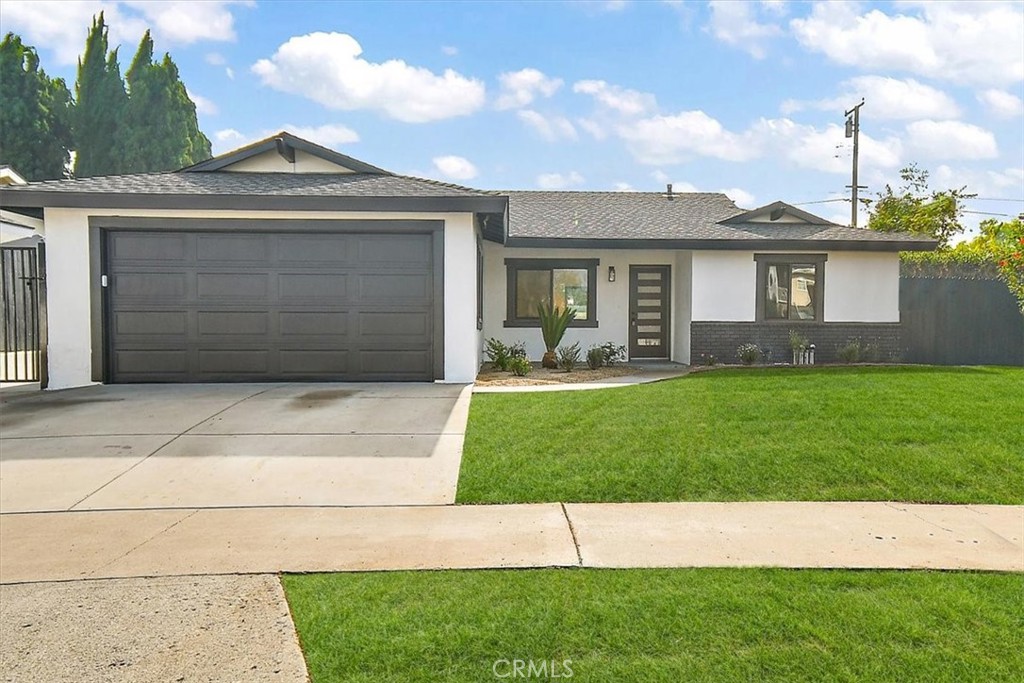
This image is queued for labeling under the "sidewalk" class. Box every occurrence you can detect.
[2,501,1020,584]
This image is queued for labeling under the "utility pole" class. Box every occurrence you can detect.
[845,99,866,227]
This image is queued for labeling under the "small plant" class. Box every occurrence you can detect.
[700,352,718,366]
[557,342,582,372]
[484,338,511,371]
[737,343,762,365]
[600,342,627,366]
[586,346,605,370]
[789,330,813,365]
[789,329,809,352]
[537,302,576,368]
[508,341,527,360]
[862,343,881,363]
[836,339,862,363]
[508,356,532,376]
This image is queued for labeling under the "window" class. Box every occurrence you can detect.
[504,258,598,327]
[754,254,826,322]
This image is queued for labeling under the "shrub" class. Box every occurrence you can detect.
[836,339,862,363]
[508,356,532,377]
[586,346,604,370]
[788,329,809,351]
[863,343,881,363]
[557,342,582,372]
[484,338,511,371]
[508,341,527,360]
[737,343,762,365]
[600,342,627,366]
[700,353,718,366]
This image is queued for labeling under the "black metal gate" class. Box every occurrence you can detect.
[0,244,46,383]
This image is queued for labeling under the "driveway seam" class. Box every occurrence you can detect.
[560,503,584,566]
[86,509,200,578]
[66,387,276,511]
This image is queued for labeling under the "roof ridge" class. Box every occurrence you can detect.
[393,173,502,196]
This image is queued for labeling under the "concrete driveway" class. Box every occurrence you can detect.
[0,382,470,512]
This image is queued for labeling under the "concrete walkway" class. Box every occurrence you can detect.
[473,364,691,393]
[2,502,1020,584]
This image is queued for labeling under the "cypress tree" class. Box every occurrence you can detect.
[0,33,73,180]
[73,13,128,177]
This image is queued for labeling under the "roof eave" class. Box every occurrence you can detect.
[0,189,508,214]
[504,236,939,251]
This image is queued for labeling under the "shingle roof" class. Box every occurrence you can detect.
[0,171,495,198]
[506,191,741,240]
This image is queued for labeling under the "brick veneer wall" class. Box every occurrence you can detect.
[690,322,901,364]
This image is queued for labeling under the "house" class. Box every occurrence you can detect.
[0,132,936,390]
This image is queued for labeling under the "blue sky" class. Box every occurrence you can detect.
[4,0,1023,233]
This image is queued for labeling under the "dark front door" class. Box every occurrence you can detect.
[629,265,670,359]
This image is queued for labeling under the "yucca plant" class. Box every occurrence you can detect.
[537,302,575,368]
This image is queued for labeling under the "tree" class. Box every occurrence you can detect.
[868,164,975,248]
[119,31,211,173]
[73,13,129,177]
[0,33,73,180]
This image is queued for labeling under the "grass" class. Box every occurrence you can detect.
[283,568,1024,682]
[457,365,1024,504]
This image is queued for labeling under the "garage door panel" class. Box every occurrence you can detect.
[106,229,436,382]
[197,311,269,336]
[110,234,189,261]
[114,311,189,336]
[114,273,187,299]
[280,311,349,336]
[277,236,351,263]
[197,234,268,261]
[278,273,348,300]
[197,273,269,299]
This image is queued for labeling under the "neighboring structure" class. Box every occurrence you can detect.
[1,166,43,243]
[0,132,936,390]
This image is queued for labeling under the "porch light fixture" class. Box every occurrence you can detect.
[608,266,616,282]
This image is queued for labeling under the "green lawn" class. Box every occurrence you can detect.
[284,568,1024,682]
[457,366,1024,504]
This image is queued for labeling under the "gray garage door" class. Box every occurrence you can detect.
[106,231,437,382]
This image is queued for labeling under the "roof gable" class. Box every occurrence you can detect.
[720,201,838,226]
[181,132,390,175]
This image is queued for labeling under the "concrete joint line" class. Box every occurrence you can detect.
[87,509,199,577]
[883,501,955,533]
[560,502,583,566]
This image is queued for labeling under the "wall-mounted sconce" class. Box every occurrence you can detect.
[608,266,616,282]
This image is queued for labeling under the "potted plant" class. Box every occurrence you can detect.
[789,330,809,365]
[537,302,575,368]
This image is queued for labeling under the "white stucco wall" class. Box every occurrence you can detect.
[690,249,901,323]
[691,251,756,321]
[40,207,478,389]
[481,243,688,362]
[672,251,693,363]
[823,251,900,322]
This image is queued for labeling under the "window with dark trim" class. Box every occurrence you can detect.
[754,254,826,322]
[504,258,599,327]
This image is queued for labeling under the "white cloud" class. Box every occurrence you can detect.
[0,1,251,65]
[977,89,1024,118]
[573,80,656,116]
[517,110,578,141]
[432,155,478,181]
[225,67,235,79]
[205,52,226,66]
[720,187,756,207]
[791,2,1024,86]
[599,0,629,11]
[252,32,486,123]
[495,68,563,110]
[781,76,960,120]
[577,118,607,141]
[904,120,998,160]
[706,0,783,59]
[760,0,787,15]
[617,110,754,164]
[215,128,245,144]
[441,45,458,56]
[536,171,585,189]
[612,181,634,191]
[187,90,218,116]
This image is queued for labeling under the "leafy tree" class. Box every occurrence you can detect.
[73,13,129,177]
[868,164,975,248]
[0,33,73,180]
[119,31,211,173]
